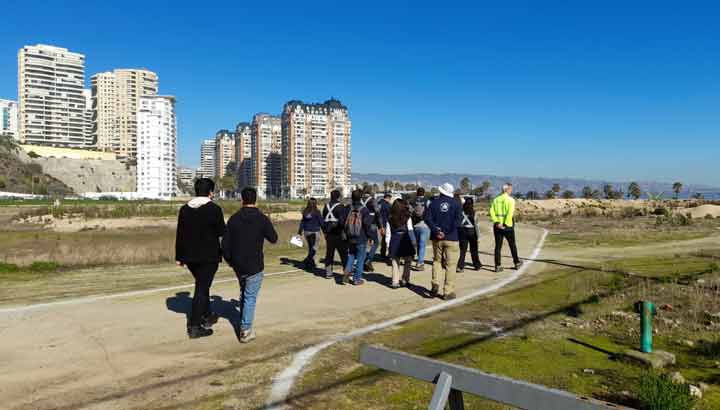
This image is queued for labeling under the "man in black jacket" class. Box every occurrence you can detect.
[175,178,226,339]
[222,187,278,343]
[322,189,347,279]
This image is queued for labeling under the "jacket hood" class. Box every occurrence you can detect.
[188,197,212,209]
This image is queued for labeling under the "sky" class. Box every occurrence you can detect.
[1,1,718,186]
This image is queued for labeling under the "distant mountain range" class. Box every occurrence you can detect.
[352,173,720,199]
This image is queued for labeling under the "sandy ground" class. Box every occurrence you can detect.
[0,227,546,410]
[687,204,720,219]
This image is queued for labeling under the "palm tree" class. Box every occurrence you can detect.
[459,177,471,194]
[672,182,683,199]
[627,182,642,200]
[561,190,575,199]
[581,186,594,199]
[481,180,492,196]
[545,189,556,199]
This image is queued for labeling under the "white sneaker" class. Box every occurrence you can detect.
[240,329,256,343]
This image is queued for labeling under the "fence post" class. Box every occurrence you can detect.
[428,371,453,410]
[448,389,465,410]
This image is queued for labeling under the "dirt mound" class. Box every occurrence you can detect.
[687,204,720,219]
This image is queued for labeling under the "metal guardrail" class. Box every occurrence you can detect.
[359,345,636,410]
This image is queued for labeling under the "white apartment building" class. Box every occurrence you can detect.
[199,138,216,179]
[281,99,352,199]
[214,129,236,178]
[82,89,92,142]
[136,96,176,199]
[18,44,90,147]
[0,99,18,139]
[251,113,282,199]
[235,122,252,189]
[91,69,159,161]
[177,166,196,189]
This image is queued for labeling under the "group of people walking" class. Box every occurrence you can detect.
[175,177,522,342]
[297,182,523,300]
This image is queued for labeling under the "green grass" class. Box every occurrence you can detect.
[292,252,720,410]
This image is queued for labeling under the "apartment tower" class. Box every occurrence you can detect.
[251,113,282,199]
[281,99,352,199]
[0,99,18,139]
[214,129,236,179]
[18,44,90,147]
[136,96,176,199]
[199,138,216,179]
[91,69,159,161]
[235,122,252,189]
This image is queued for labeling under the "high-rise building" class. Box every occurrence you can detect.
[251,113,282,199]
[214,129,236,179]
[281,99,352,199]
[235,122,252,189]
[18,44,90,147]
[91,69,159,161]
[199,138,216,179]
[0,99,18,139]
[136,96,176,199]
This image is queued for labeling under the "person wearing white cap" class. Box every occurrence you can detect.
[424,182,463,300]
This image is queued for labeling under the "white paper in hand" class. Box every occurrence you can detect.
[290,235,304,248]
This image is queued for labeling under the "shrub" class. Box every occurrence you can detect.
[27,151,40,159]
[652,207,671,216]
[705,214,715,220]
[636,371,696,410]
[28,261,60,272]
[0,262,20,273]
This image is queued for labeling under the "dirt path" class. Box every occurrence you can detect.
[0,226,546,410]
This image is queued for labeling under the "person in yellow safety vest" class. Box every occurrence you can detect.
[489,183,523,273]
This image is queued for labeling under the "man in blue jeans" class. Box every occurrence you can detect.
[343,189,374,286]
[410,187,430,271]
[222,187,278,343]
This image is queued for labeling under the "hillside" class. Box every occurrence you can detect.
[0,138,73,195]
[353,172,720,199]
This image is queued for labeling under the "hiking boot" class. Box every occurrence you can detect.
[514,261,524,270]
[188,326,213,339]
[325,266,334,279]
[430,284,440,298]
[495,266,504,273]
[239,328,256,343]
[443,292,457,301]
[352,279,365,286]
[201,312,219,329]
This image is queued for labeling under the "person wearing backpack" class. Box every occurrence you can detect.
[457,197,482,273]
[221,187,278,343]
[364,196,383,273]
[322,189,348,279]
[343,189,374,285]
[298,198,323,271]
[175,178,226,339]
[389,198,417,288]
[424,183,463,300]
[409,187,430,271]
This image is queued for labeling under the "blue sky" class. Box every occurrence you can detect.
[2,1,718,185]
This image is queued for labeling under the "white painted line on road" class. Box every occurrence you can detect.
[265,229,549,410]
[0,268,304,315]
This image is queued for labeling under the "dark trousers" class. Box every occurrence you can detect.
[494,225,519,267]
[459,233,481,269]
[186,262,218,327]
[305,232,319,263]
[324,233,348,268]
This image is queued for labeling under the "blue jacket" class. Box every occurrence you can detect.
[378,198,391,226]
[299,210,323,234]
[424,194,463,241]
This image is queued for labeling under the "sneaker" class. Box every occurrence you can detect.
[201,312,219,329]
[443,292,457,301]
[495,266,504,273]
[514,261,524,270]
[188,326,213,339]
[456,267,464,273]
[430,284,440,298]
[364,262,374,272]
[239,328,256,343]
[352,278,365,286]
[342,273,351,284]
[390,283,400,289]
[474,264,483,271]
[415,264,425,272]
[399,279,408,287]
[325,266,334,279]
